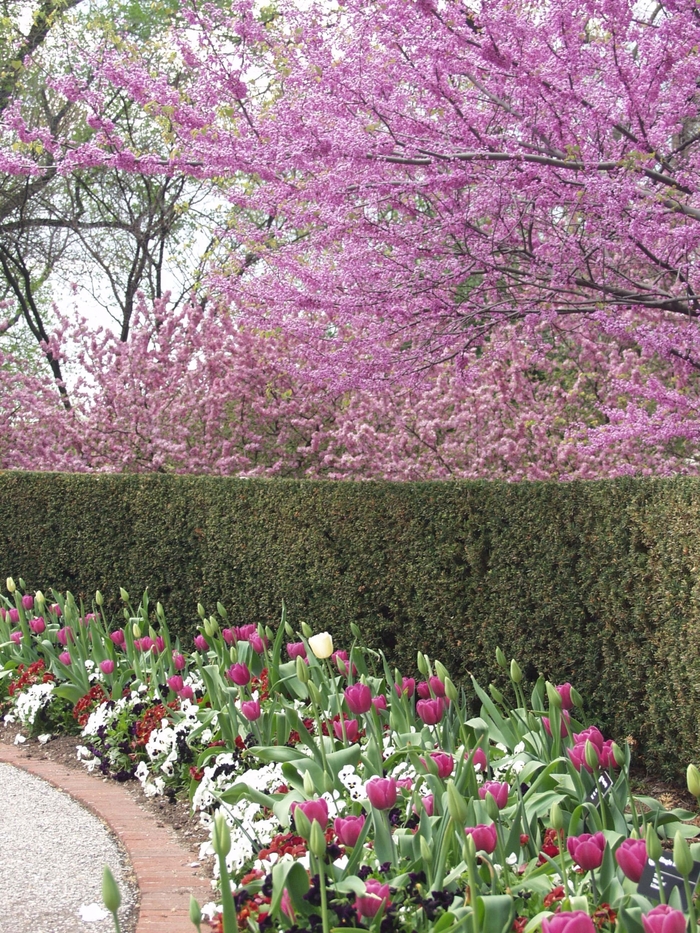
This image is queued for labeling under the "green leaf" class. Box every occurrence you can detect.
[53,683,85,704]
[474,895,514,933]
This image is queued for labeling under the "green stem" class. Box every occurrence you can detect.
[315,854,331,933]
[684,875,696,931]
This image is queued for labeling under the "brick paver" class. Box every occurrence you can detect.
[0,743,213,933]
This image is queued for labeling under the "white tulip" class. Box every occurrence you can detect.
[308,631,334,659]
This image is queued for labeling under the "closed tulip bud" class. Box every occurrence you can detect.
[484,791,500,821]
[35,590,45,606]
[495,646,507,668]
[284,620,294,636]
[132,623,141,638]
[687,763,700,799]
[464,832,477,861]
[510,659,523,684]
[6,577,15,593]
[197,603,206,618]
[100,660,115,675]
[94,590,103,606]
[119,588,129,602]
[323,771,335,794]
[310,819,327,858]
[646,823,663,862]
[585,740,600,771]
[308,681,322,706]
[350,622,361,639]
[18,577,25,590]
[301,621,313,638]
[420,835,433,866]
[204,618,214,638]
[673,830,693,877]
[489,683,504,704]
[210,616,220,635]
[293,805,312,839]
[417,651,428,675]
[296,655,310,684]
[217,602,228,620]
[550,801,565,832]
[435,660,449,682]
[570,687,583,708]
[156,601,165,620]
[446,779,468,824]
[212,812,232,857]
[303,770,316,796]
[546,681,563,708]
[189,896,202,930]
[308,631,334,659]
[102,866,121,914]
[444,676,458,703]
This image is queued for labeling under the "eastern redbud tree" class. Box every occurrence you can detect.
[1,0,699,478]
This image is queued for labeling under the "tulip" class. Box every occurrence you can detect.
[479,781,509,809]
[468,747,488,772]
[226,662,251,686]
[81,613,96,625]
[167,675,184,693]
[417,680,431,699]
[57,626,73,646]
[8,608,19,623]
[394,677,415,698]
[543,710,570,737]
[371,694,388,713]
[687,763,700,798]
[287,641,307,660]
[333,718,360,742]
[365,777,398,810]
[221,628,235,645]
[109,630,125,647]
[100,660,115,675]
[334,814,365,846]
[641,905,687,933]
[345,682,372,714]
[9,630,21,644]
[464,823,498,854]
[599,740,620,769]
[542,912,596,933]
[422,752,454,779]
[49,603,62,617]
[179,685,194,700]
[567,743,593,773]
[355,880,391,920]
[248,633,265,653]
[332,649,356,675]
[615,839,647,884]
[294,797,329,828]
[21,594,33,611]
[193,634,209,652]
[280,889,295,923]
[139,636,154,652]
[6,577,15,593]
[308,631,334,658]
[154,636,165,653]
[29,617,45,634]
[567,832,606,871]
[241,699,261,721]
[59,651,71,664]
[556,682,574,710]
[429,675,446,697]
[172,651,186,670]
[573,726,605,750]
[416,697,444,725]
[419,794,434,817]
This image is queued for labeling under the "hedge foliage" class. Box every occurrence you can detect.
[1,471,698,778]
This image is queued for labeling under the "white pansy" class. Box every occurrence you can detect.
[37,733,52,744]
[13,733,26,744]
[14,682,55,725]
[513,742,526,754]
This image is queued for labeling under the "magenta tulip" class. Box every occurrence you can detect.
[567,833,606,871]
[9,630,21,644]
[221,628,235,645]
[365,777,398,810]
[8,608,19,624]
[641,905,687,933]
[280,890,295,923]
[241,699,261,721]
[394,677,415,698]
[422,752,454,779]
[49,604,62,617]
[154,636,165,653]
[57,626,74,646]
[599,740,620,769]
[110,629,125,647]
[615,838,647,883]
[139,636,154,652]
[21,594,33,610]
[29,617,45,634]
[193,634,209,651]
[179,685,194,700]
[468,747,488,772]
[294,797,329,828]
[479,781,509,809]
[556,683,574,710]
[59,651,71,664]
[287,641,307,659]
[416,680,431,699]
[226,662,251,686]
[248,633,265,653]
[567,744,594,773]
[333,718,360,742]
[167,675,184,693]
[334,814,365,846]
[573,726,605,751]
[429,676,446,697]
[542,912,596,933]
[371,694,388,713]
[464,823,498,854]
[416,697,444,725]
[355,880,391,920]
[419,794,434,816]
[235,624,257,641]
[99,659,115,675]
[543,710,571,736]
[344,682,372,715]
[172,651,186,670]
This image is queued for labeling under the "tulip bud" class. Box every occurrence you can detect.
[18,577,25,590]
[189,896,202,931]
[484,791,500,822]
[209,615,220,635]
[495,646,507,668]
[294,805,312,839]
[570,686,583,708]
[303,770,316,796]
[6,577,15,593]
[435,660,449,682]
[550,801,564,832]
[265,625,274,642]
[510,659,523,684]
[34,590,44,607]
[229,645,237,663]
[301,621,313,638]
[123,608,130,620]
[610,742,624,768]
[94,590,103,606]
[132,622,142,638]
[585,740,600,771]
[204,618,214,638]
[489,684,504,704]
[212,812,232,857]
[154,601,164,621]
[687,764,700,799]
[197,603,206,618]
[337,657,348,675]
[217,602,228,620]
[309,819,327,858]
[296,655,310,684]
[284,620,294,636]
[350,622,361,639]
[119,587,129,602]
[674,830,694,877]
[446,780,468,824]
[527,712,539,732]
[308,631,334,659]
[417,651,428,675]
[646,823,662,862]
[102,865,121,914]
[420,835,433,866]
[308,681,322,706]
[546,681,562,708]
[463,833,477,861]
[444,676,458,703]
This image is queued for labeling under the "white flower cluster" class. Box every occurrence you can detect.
[338,764,365,800]
[14,682,55,726]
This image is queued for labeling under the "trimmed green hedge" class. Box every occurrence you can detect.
[1,471,699,778]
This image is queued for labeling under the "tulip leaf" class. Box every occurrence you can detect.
[271,859,309,916]
[474,894,514,933]
[330,876,366,896]
[53,683,85,704]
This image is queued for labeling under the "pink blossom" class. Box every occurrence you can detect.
[365,777,397,810]
[479,781,509,809]
[542,913,595,933]
[333,718,359,742]
[29,617,45,634]
[100,660,115,675]
[344,683,372,715]
[641,905,687,933]
[416,697,444,725]
[241,699,261,721]
[615,838,647,883]
[294,797,329,828]
[394,677,415,698]
[567,833,606,871]
[464,823,498,854]
[59,651,71,664]
[110,630,125,647]
[355,880,391,920]
[334,814,365,846]
[167,675,184,692]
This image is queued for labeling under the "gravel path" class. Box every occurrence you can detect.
[0,762,138,933]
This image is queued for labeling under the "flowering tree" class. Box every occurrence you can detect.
[1,0,700,475]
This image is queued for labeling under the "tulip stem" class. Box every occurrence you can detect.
[313,853,331,933]
[684,876,696,931]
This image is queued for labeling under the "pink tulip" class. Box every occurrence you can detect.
[248,633,265,653]
[193,634,209,652]
[21,594,34,610]
[333,718,360,742]
[49,603,62,618]
[179,685,194,700]
[226,662,251,686]
[241,699,261,721]
[567,833,606,871]
[567,744,594,772]
[422,752,454,779]
[556,683,574,710]
[371,694,388,713]
[110,629,126,647]
[29,617,45,634]
[468,747,488,772]
[417,680,431,699]
[154,636,165,653]
[464,823,498,854]
[418,794,434,817]
[543,710,570,736]
[542,912,596,933]
[429,676,446,697]
[9,630,21,644]
[235,624,257,642]
[615,838,647,883]
[100,659,115,675]
[280,889,295,923]
[355,880,391,920]
[641,905,688,933]
[81,613,96,625]
[139,636,154,652]
[222,628,235,645]
[479,781,509,809]
[365,776,398,810]
[344,683,372,714]
[167,675,184,693]
[599,740,620,769]
[573,726,605,751]
[294,797,329,828]
[57,626,73,646]
[8,608,19,623]
[416,697,444,725]
[396,777,413,790]
[172,651,186,670]
[287,641,307,659]
[394,677,415,698]
[332,650,356,675]
[334,814,365,846]
[59,651,71,664]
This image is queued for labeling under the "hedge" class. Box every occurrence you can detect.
[1,471,698,778]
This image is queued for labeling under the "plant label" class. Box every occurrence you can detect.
[637,854,700,909]
[584,771,613,807]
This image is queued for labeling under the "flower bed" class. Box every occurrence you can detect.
[1,578,700,933]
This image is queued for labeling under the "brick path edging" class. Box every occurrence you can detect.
[0,744,212,933]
